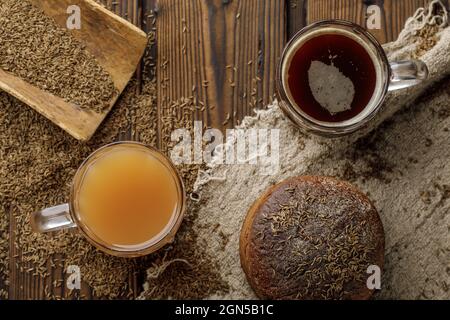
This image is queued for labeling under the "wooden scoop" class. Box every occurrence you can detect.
[0,0,147,141]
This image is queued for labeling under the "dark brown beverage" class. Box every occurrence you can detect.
[285,31,378,123]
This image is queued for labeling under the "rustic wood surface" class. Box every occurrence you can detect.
[155,0,285,142]
[5,0,447,299]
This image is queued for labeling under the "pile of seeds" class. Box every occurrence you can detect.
[0,212,8,299]
[0,0,117,113]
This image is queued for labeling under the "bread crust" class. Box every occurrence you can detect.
[240,176,385,300]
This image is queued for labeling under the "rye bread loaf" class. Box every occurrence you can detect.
[239,176,385,300]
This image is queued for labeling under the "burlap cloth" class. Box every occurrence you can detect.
[142,1,450,299]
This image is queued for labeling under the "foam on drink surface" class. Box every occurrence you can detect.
[308,60,355,115]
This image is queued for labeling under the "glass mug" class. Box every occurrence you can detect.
[277,20,429,136]
[31,142,186,258]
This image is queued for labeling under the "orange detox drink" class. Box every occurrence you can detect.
[72,143,185,253]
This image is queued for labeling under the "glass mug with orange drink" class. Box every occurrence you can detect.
[31,142,186,257]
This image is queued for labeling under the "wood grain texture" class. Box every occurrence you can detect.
[0,0,147,141]
[156,0,286,144]
[288,0,307,36]
[288,0,448,43]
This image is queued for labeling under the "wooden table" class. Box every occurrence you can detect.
[4,0,447,299]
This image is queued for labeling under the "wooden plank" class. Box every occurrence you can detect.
[287,0,448,43]
[288,0,307,36]
[8,0,148,300]
[155,0,286,148]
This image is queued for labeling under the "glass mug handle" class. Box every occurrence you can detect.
[388,60,428,91]
[31,204,76,233]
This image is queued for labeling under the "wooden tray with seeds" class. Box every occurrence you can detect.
[0,0,147,141]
